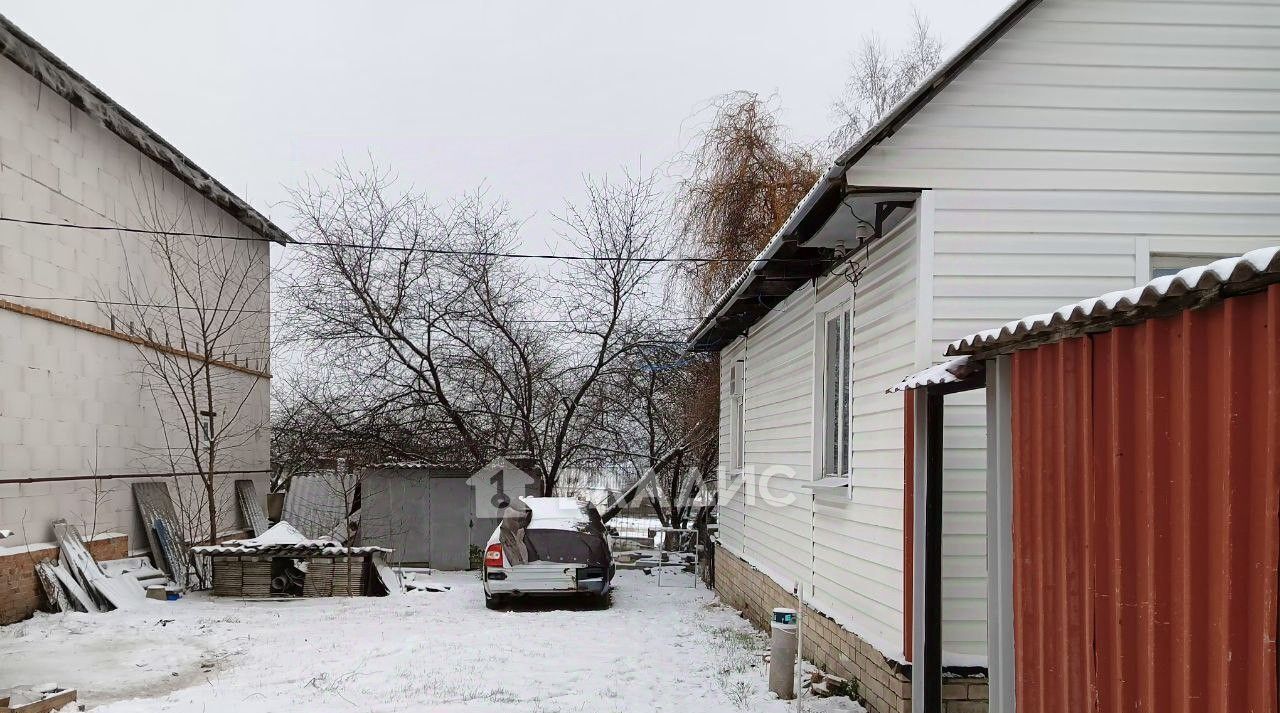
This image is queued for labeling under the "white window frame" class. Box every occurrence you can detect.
[729,359,746,473]
[822,307,853,477]
[808,286,855,499]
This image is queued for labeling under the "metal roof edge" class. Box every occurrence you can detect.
[686,0,1044,353]
[0,14,293,245]
[832,0,1044,172]
[684,168,844,352]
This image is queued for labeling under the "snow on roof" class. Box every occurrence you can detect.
[887,356,981,393]
[364,461,473,471]
[190,521,391,556]
[949,246,1280,357]
[229,522,318,547]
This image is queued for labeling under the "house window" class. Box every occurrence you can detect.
[1151,253,1233,279]
[729,360,745,471]
[822,308,853,478]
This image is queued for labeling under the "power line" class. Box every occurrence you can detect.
[0,468,272,485]
[1,215,788,264]
[0,289,705,324]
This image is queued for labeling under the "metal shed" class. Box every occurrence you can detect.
[895,246,1280,713]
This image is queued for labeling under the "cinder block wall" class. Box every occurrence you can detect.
[714,546,988,713]
[0,533,127,624]
[0,48,271,550]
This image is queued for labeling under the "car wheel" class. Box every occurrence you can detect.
[485,593,507,610]
[590,591,612,610]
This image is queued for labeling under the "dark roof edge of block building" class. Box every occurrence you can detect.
[0,14,293,245]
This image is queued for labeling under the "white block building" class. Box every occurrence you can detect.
[0,15,286,552]
[689,1,1280,711]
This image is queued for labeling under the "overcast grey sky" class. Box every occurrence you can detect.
[4,1,1007,251]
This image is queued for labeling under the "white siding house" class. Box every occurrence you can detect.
[0,15,285,553]
[692,0,1280,700]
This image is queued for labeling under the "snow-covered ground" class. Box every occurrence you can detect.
[0,570,864,713]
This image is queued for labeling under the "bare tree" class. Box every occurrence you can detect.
[74,429,113,540]
[280,161,674,495]
[828,9,943,153]
[108,171,271,546]
[588,342,718,531]
[675,92,821,310]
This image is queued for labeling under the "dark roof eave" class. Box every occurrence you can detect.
[0,15,293,245]
[685,173,846,352]
[686,0,1046,354]
[833,0,1044,172]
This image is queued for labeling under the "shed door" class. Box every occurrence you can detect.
[381,474,431,565]
[428,478,472,570]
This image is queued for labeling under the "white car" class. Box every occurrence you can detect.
[482,497,614,609]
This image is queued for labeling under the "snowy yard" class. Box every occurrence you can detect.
[0,570,862,713]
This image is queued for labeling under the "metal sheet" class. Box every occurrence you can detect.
[282,473,352,541]
[1010,283,1280,713]
[234,480,270,538]
[428,477,471,570]
[132,482,185,579]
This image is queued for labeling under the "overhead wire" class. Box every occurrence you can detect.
[0,215,763,326]
[0,215,804,264]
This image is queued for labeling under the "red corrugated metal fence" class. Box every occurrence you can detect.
[1011,283,1280,713]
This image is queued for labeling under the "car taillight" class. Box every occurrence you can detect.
[484,543,504,568]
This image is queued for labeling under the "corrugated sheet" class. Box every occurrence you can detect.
[191,544,389,556]
[887,356,980,393]
[951,246,1280,356]
[1010,283,1280,713]
[282,473,352,540]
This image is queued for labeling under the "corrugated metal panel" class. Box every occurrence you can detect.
[888,356,980,393]
[951,246,1280,356]
[283,473,352,540]
[1010,283,1280,713]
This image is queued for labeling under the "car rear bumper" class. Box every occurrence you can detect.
[484,564,612,597]
[486,580,610,597]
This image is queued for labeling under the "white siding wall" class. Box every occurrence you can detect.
[812,215,918,657]
[716,216,921,660]
[843,0,1280,659]
[719,285,818,591]
[717,341,747,559]
[0,54,272,548]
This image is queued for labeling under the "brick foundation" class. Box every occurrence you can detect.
[0,533,128,624]
[714,545,988,713]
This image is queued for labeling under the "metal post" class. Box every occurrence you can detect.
[796,585,804,713]
[922,390,945,711]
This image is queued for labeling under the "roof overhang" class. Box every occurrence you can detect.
[686,182,919,352]
[0,15,293,245]
[686,0,1047,354]
[888,356,985,394]
[834,0,1044,173]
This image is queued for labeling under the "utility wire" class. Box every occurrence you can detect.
[0,468,272,485]
[0,289,705,324]
[0,215,800,264]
